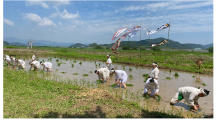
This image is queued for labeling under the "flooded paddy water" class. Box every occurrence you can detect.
[20,56,213,116]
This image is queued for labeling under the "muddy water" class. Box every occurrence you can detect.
[22,57,213,115]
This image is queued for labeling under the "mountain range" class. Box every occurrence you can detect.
[3,37,213,49]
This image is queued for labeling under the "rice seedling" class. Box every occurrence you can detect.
[144,77,149,82]
[142,74,149,77]
[156,95,161,102]
[66,57,68,61]
[79,61,82,64]
[126,84,133,86]
[111,84,117,87]
[72,73,78,75]
[83,74,89,76]
[174,72,179,76]
[56,59,59,62]
[56,69,58,71]
[42,59,44,62]
[129,68,132,71]
[192,75,196,78]
[73,60,77,63]
[166,77,172,80]
[202,83,206,86]
[60,57,63,60]
[129,75,133,79]
[169,69,171,73]
[71,64,74,67]
[57,63,61,66]
[122,66,125,70]
[96,80,103,84]
[61,72,66,74]
[89,71,92,73]
[99,63,101,66]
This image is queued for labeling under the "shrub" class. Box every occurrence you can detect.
[152,46,161,51]
[208,47,213,53]
[122,46,130,50]
[94,45,103,49]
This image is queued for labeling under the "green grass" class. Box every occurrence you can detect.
[126,84,133,86]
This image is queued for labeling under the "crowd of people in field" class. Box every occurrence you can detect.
[3,53,210,112]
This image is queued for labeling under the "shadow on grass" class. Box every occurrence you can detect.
[173,102,190,111]
[33,106,184,118]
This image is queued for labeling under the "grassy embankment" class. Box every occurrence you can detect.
[4,66,188,118]
[3,46,213,74]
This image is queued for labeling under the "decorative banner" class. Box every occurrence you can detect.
[151,39,169,47]
[111,38,121,54]
[121,30,131,39]
[146,23,170,35]
[112,28,127,40]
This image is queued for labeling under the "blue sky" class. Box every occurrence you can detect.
[2,0,213,45]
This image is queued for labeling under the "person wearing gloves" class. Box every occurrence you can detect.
[10,56,16,68]
[14,58,25,70]
[29,61,40,71]
[95,68,110,83]
[40,61,52,72]
[148,62,159,80]
[111,68,128,89]
[170,86,210,111]
[106,55,112,71]
[143,78,159,97]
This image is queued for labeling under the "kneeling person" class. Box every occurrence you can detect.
[95,68,110,83]
[143,78,159,97]
[40,62,52,72]
[170,86,210,111]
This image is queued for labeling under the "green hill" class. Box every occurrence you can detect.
[69,43,87,48]
[3,41,10,46]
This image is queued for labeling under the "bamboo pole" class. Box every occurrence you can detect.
[140,21,141,61]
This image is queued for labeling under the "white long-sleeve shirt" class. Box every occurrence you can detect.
[31,61,40,68]
[178,86,201,106]
[97,68,110,80]
[43,62,52,69]
[115,70,127,80]
[17,60,25,68]
[144,78,159,93]
[32,55,36,61]
[149,67,159,79]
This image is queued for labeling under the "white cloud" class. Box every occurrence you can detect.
[25,0,49,9]
[60,9,79,19]
[23,13,56,27]
[72,20,84,25]
[23,13,41,22]
[25,0,71,9]
[49,8,79,19]
[171,1,213,10]
[4,18,14,26]
[58,22,62,25]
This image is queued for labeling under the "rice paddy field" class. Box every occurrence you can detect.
[3,46,213,118]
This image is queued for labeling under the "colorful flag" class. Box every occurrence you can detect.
[146,23,170,35]
[112,28,127,40]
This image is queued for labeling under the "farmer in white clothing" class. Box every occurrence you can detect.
[148,62,159,80]
[4,53,10,59]
[15,58,25,70]
[4,57,11,66]
[106,55,112,71]
[111,68,128,89]
[40,62,52,72]
[95,68,110,83]
[32,53,36,61]
[143,78,159,97]
[29,61,40,71]
[170,86,210,111]
[10,56,16,68]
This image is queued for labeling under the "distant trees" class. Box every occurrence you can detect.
[208,47,213,53]
[3,41,10,46]
[94,45,103,49]
[132,47,138,50]
[89,43,98,47]
[152,46,162,51]
[122,46,130,50]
